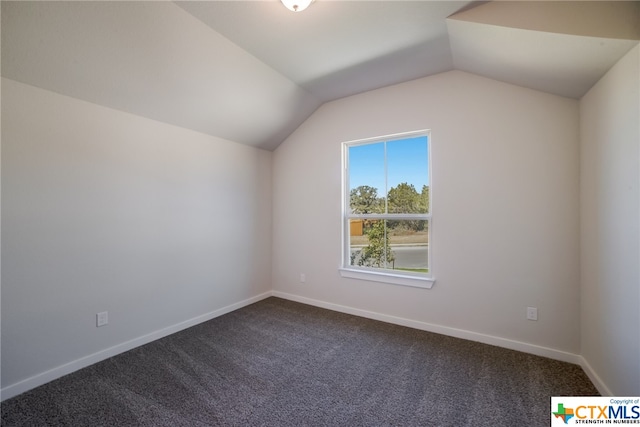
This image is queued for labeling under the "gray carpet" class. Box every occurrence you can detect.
[1,297,598,426]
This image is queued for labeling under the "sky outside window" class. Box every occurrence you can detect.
[348,135,429,195]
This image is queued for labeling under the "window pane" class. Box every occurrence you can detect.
[349,143,385,214]
[349,219,394,269]
[387,219,429,273]
[386,136,429,214]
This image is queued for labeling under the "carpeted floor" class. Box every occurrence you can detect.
[1,297,598,426]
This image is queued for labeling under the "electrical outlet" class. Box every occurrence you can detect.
[526,307,538,321]
[300,273,306,283]
[96,311,108,327]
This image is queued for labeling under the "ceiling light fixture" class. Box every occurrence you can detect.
[281,0,313,12]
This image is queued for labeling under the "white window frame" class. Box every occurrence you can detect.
[339,130,435,289]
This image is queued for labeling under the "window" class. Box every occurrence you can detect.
[340,131,434,289]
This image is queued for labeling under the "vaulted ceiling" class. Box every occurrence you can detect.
[2,1,639,150]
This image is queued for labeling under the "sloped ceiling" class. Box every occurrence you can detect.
[2,1,639,150]
[447,1,640,99]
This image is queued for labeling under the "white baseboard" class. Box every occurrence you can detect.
[272,291,582,365]
[578,356,613,396]
[1,291,273,402]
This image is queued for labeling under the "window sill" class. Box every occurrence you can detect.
[339,268,435,289]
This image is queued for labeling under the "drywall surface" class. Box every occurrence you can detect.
[1,78,272,390]
[273,70,580,355]
[580,45,640,395]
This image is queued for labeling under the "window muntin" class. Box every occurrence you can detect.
[343,131,432,284]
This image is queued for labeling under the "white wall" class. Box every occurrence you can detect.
[579,45,640,396]
[273,70,581,357]
[1,78,272,396]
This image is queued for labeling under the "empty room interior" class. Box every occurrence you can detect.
[1,0,639,424]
